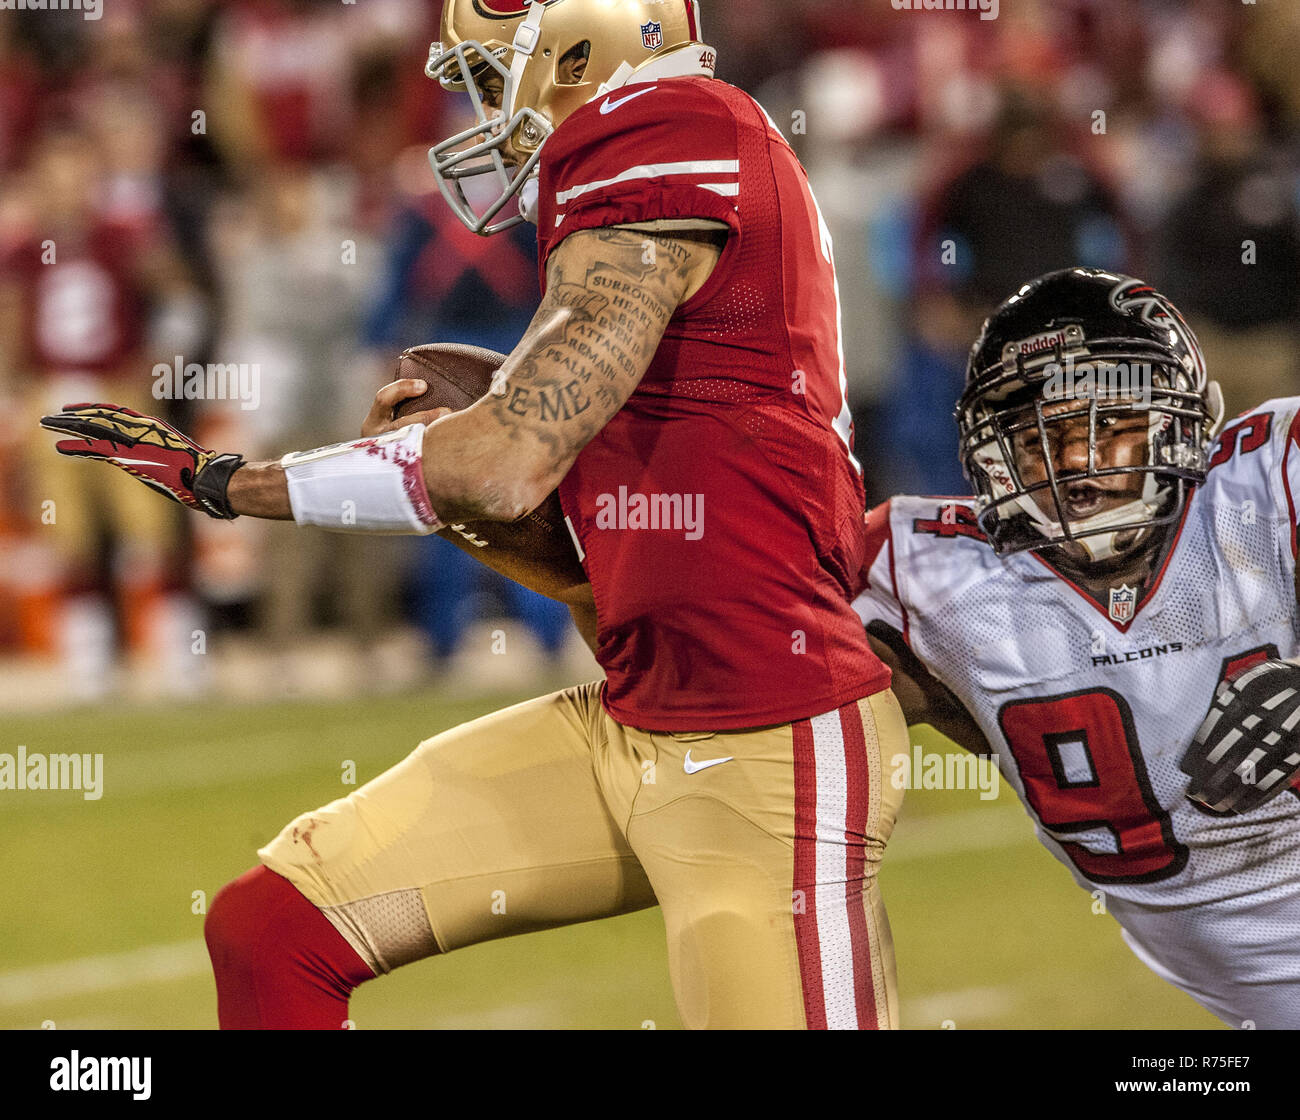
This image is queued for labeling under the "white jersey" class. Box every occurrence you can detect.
[855,397,1300,1028]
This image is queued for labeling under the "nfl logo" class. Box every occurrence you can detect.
[1108,584,1136,624]
[641,20,663,49]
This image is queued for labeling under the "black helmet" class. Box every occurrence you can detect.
[957,268,1224,560]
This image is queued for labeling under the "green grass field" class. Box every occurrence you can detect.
[0,689,1222,1030]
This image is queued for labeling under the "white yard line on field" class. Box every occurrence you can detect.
[0,810,1035,1011]
[0,934,1016,1030]
[902,985,1017,1027]
[0,940,208,1008]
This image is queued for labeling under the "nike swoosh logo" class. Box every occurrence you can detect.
[683,750,734,775]
[600,86,658,114]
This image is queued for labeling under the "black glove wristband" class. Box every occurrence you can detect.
[193,453,246,520]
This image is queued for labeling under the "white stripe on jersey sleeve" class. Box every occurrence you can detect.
[555,160,740,206]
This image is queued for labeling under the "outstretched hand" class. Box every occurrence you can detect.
[39,402,244,519]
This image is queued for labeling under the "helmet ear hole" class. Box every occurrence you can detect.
[557,40,591,84]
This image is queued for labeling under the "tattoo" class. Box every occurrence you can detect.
[486,227,710,457]
[422,226,721,523]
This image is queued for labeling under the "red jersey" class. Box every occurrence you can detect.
[4,222,149,377]
[536,76,890,730]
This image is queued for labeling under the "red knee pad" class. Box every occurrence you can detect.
[205,865,374,1030]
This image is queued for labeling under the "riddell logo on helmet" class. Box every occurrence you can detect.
[1016,330,1072,359]
[979,456,1016,495]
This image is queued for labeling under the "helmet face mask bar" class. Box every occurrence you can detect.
[425,0,709,236]
[425,38,550,236]
[957,270,1225,564]
[961,374,1202,561]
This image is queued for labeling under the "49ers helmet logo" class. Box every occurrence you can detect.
[471,0,558,17]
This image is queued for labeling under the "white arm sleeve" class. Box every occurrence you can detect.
[281,424,444,535]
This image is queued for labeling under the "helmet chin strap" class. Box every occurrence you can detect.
[518,173,540,224]
[1022,489,1164,562]
[506,1,549,120]
[975,430,1166,562]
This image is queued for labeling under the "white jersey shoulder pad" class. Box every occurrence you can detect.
[855,496,999,637]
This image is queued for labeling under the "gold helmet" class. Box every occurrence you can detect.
[426,0,707,235]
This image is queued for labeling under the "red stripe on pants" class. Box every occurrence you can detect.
[839,700,877,1029]
[792,715,826,1029]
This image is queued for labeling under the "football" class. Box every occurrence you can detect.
[392,341,506,418]
[390,343,589,605]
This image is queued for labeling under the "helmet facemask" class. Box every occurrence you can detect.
[426,0,709,236]
[960,338,1224,563]
[425,36,552,236]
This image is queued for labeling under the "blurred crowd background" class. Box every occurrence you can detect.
[2,0,1300,706]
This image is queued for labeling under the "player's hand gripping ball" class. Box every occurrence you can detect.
[39,403,244,519]
[374,343,588,603]
[1181,658,1300,813]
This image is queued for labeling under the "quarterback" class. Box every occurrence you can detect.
[856,268,1300,1029]
[42,0,904,1029]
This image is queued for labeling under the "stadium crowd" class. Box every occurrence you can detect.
[1,0,1299,703]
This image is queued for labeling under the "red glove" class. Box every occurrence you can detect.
[40,403,245,519]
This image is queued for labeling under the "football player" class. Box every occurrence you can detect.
[42,1,905,1029]
[855,267,1300,1029]
[2,126,189,692]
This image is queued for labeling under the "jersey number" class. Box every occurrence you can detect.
[913,503,986,541]
[1208,411,1271,470]
[998,688,1187,884]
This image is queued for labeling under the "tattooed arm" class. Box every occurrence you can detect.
[226,226,723,521]
[415,226,721,521]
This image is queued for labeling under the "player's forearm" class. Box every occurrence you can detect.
[417,408,550,524]
[227,461,295,520]
[416,229,702,522]
[221,422,520,528]
[866,625,992,755]
[229,429,453,533]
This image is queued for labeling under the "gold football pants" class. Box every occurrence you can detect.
[260,681,907,1029]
